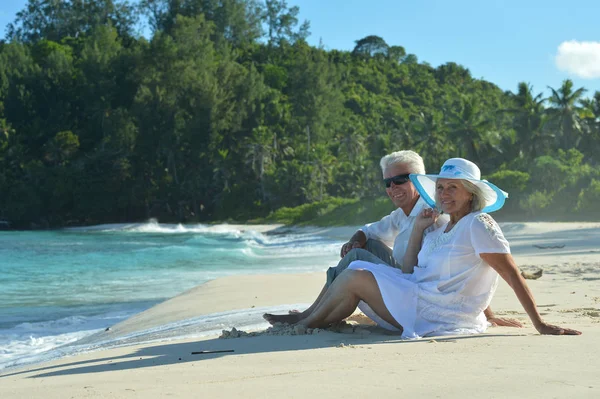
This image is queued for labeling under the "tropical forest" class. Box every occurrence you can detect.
[1,0,599,228]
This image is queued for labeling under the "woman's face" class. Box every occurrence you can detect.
[436,178,472,215]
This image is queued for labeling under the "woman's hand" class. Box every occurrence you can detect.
[414,208,439,232]
[536,322,581,335]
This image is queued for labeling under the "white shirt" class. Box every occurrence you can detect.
[360,197,447,266]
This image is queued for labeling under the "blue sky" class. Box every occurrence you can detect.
[2,0,599,96]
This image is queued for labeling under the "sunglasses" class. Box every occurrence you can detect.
[384,174,411,188]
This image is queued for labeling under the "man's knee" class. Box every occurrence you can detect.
[344,248,371,262]
[365,239,391,254]
[328,248,380,287]
[364,239,396,267]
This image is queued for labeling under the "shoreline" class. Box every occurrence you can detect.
[4,212,600,232]
[1,221,599,398]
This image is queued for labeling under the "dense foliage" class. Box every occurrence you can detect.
[1,0,599,228]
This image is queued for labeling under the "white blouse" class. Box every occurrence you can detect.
[360,197,446,266]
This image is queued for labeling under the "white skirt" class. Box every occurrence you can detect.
[347,261,488,339]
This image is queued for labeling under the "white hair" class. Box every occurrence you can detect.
[379,150,426,175]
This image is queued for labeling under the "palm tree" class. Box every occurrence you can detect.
[504,82,550,159]
[411,111,451,171]
[446,96,498,165]
[310,144,335,201]
[578,92,600,158]
[337,123,366,163]
[546,79,587,150]
[245,126,275,202]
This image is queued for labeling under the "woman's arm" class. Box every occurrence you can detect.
[480,253,581,335]
[402,225,425,274]
[403,208,438,274]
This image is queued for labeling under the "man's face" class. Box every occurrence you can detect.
[383,163,420,214]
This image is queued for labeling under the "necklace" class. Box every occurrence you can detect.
[423,225,459,257]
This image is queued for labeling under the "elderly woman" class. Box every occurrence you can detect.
[292,158,580,337]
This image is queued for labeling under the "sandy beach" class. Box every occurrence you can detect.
[1,222,599,398]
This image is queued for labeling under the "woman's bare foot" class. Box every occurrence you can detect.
[263,312,304,325]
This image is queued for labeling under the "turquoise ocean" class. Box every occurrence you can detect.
[0,221,343,370]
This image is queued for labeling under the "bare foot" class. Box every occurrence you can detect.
[345,313,377,325]
[263,313,303,325]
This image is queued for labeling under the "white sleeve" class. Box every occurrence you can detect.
[360,210,400,244]
[470,213,510,255]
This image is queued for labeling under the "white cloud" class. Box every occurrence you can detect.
[555,40,600,79]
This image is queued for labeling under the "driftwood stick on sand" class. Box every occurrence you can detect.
[533,244,566,249]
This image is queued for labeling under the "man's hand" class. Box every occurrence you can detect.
[488,317,524,328]
[340,241,363,258]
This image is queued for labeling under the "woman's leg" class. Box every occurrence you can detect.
[264,249,390,325]
[299,269,403,331]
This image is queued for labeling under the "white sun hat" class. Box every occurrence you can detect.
[409,158,508,213]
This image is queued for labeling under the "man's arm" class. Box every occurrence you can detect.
[341,209,400,258]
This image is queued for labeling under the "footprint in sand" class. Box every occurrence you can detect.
[558,308,600,318]
[497,310,521,315]
[582,310,600,318]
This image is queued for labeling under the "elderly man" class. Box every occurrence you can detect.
[265,150,520,327]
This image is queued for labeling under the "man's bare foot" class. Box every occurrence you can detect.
[263,312,303,325]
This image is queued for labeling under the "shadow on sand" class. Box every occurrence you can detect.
[1,331,527,379]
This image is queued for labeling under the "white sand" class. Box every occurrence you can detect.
[1,222,599,398]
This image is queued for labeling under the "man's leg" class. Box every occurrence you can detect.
[326,241,393,286]
[363,239,401,268]
[308,246,389,315]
